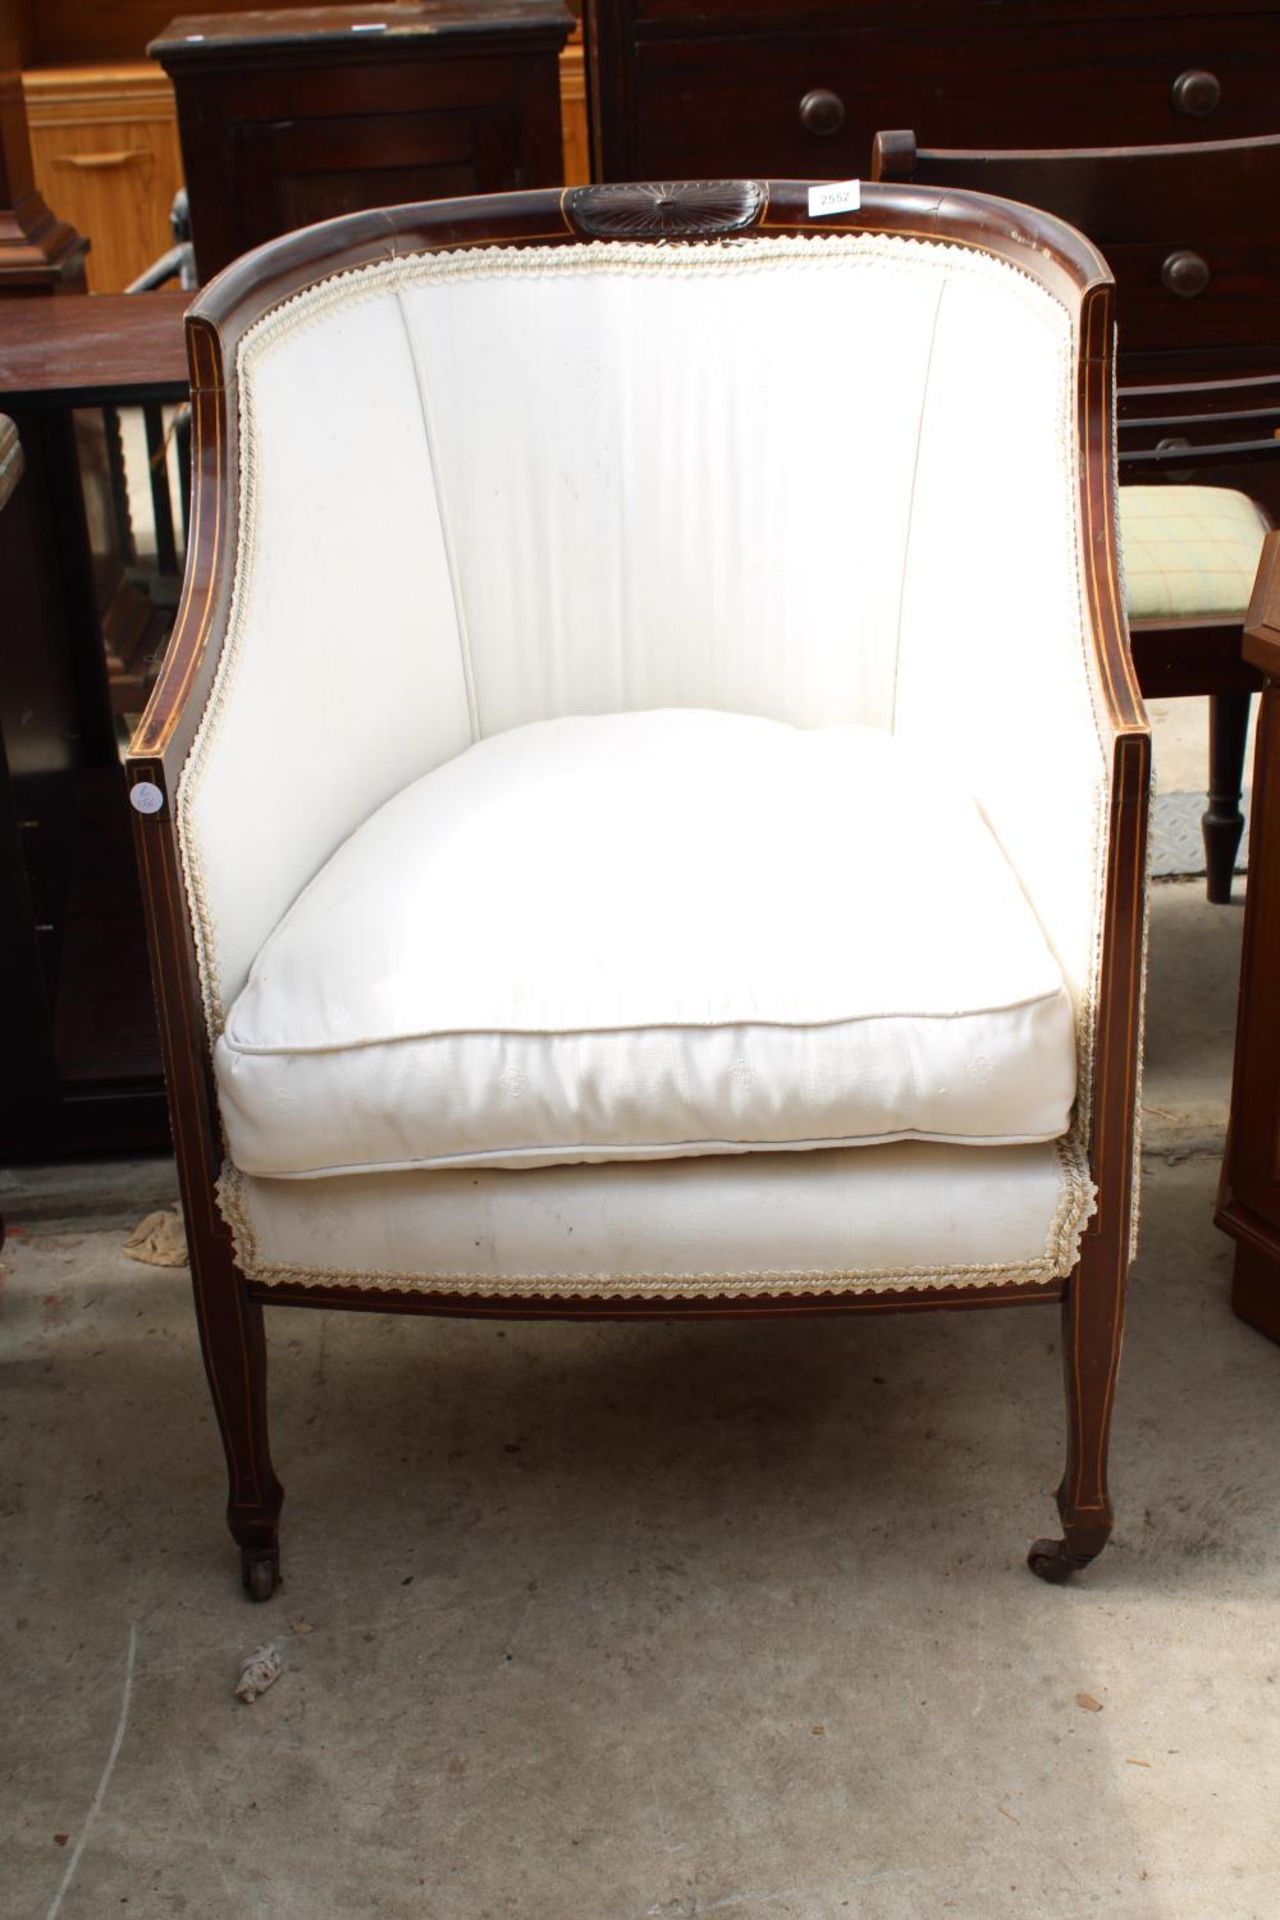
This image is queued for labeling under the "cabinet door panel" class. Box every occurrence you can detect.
[228,110,523,252]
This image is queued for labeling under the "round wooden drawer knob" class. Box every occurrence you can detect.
[1171,69,1222,117]
[1162,249,1211,298]
[799,89,846,137]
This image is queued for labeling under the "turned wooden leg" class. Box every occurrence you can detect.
[188,1238,284,1601]
[1203,691,1251,905]
[1028,1233,1125,1583]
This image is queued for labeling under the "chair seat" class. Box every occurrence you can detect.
[1120,484,1268,621]
[215,710,1077,1178]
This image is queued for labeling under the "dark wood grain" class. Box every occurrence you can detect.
[249,1278,1066,1319]
[871,131,1280,369]
[1242,529,1280,680]
[0,287,189,403]
[625,0,1270,24]
[126,181,1147,1595]
[1128,617,1264,701]
[584,0,1280,186]
[1217,532,1280,1344]
[152,2,574,53]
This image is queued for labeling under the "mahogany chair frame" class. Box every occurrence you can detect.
[126,180,1149,1600]
[872,129,1280,904]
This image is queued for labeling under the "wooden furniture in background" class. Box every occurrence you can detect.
[21,0,573,62]
[18,42,586,290]
[871,128,1280,904]
[560,26,589,184]
[23,63,183,292]
[12,3,585,289]
[0,290,187,1155]
[1219,533,1280,1347]
[0,0,86,290]
[583,0,1280,185]
[151,2,576,280]
[869,130,1280,418]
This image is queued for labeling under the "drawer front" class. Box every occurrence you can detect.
[1108,241,1280,355]
[630,15,1280,177]
[630,0,1280,25]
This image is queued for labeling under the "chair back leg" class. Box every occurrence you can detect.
[1204,690,1252,904]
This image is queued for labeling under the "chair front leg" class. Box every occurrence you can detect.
[1028,1229,1125,1583]
[189,1236,284,1601]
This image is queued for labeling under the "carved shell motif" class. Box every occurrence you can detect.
[567,181,766,239]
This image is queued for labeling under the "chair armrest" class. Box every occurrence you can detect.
[1245,530,1280,679]
[128,318,232,785]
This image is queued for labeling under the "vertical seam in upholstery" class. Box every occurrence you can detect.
[889,279,947,733]
[394,287,481,741]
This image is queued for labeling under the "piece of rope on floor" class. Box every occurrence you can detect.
[122,1208,188,1268]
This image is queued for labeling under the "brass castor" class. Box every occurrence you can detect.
[1026,1537,1089,1584]
[242,1546,280,1601]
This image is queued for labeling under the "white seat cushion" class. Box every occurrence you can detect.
[1120,484,1268,621]
[215,710,1077,1178]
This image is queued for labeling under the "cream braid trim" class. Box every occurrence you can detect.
[216,1133,1095,1302]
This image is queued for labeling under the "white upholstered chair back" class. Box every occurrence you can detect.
[181,233,1108,1054]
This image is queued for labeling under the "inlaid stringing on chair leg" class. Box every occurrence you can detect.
[188,1237,284,1601]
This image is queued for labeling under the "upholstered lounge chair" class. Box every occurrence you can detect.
[127,180,1149,1600]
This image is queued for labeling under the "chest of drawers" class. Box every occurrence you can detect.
[584,0,1280,182]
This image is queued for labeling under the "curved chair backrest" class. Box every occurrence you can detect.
[133,181,1137,1036]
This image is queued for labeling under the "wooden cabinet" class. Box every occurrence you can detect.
[0,293,189,1153]
[151,3,576,280]
[23,62,183,292]
[585,0,1280,182]
[1219,537,1280,1347]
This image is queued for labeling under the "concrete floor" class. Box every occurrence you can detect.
[3,876,1279,1918]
